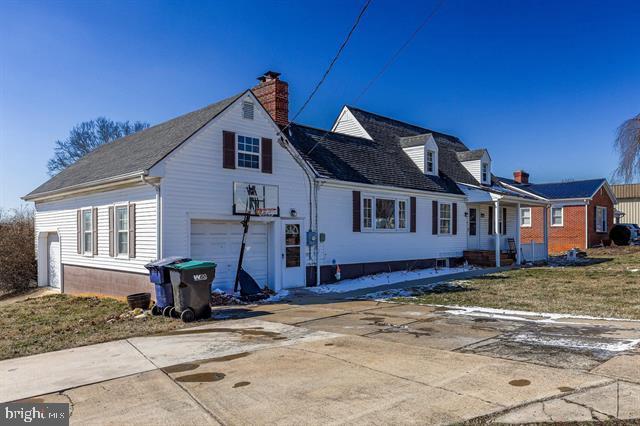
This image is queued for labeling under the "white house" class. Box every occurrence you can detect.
[24,71,548,297]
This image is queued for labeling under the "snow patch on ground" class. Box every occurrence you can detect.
[263,289,290,303]
[307,266,476,294]
[435,305,640,324]
[511,332,640,352]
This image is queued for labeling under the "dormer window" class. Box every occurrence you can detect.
[426,150,435,174]
[482,163,489,183]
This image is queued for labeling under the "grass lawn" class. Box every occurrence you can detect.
[0,294,189,360]
[399,246,640,320]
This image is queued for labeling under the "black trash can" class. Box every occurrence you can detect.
[168,260,216,322]
[144,256,191,316]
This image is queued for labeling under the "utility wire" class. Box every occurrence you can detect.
[305,0,447,155]
[281,0,373,134]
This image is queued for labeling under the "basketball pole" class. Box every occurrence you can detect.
[234,185,257,293]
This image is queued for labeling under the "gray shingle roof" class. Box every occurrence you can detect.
[398,133,432,148]
[347,107,480,186]
[287,123,463,195]
[25,91,245,199]
[456,149,488,162]
[497,177,606,200]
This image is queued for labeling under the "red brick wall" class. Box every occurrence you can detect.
[587,187,614,247]
[519,187,615,253]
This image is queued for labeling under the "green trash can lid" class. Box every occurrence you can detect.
[170,260,217,270]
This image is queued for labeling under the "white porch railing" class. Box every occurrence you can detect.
[520,241,547,263]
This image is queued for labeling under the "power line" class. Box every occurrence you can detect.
[284,0,373,131]
[305,0,447,155]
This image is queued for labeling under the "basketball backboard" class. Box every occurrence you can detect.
[233,182,279,216]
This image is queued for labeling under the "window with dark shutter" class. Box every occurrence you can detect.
[222,131,236,169]
[432,200,438,235]
[128,204,136,258]
[452,203,458,235]
[77,210,82,254]
[108,206,114,257]
[488,206,494,235]
[410,197,416,233]
[353,191,361,232]
[261,138,272,174]
[502,208,507,235]
[92,207,98,255]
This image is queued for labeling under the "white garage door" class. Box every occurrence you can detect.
[190,220,269,292]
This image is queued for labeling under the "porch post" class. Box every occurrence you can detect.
[516,203,521,265]
[543,205,549,260]
[494,200,501,268]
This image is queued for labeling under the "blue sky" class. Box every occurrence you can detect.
[1,0,639,209]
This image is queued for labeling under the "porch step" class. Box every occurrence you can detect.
[463,250,515,267]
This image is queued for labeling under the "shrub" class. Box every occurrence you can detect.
[0,207,37,296]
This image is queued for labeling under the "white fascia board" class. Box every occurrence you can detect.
[317,178,467,200]
[497,181,548,201]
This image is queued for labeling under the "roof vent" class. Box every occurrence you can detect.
[242,100,254,120]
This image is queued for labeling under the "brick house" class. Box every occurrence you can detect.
[497,172,616,253]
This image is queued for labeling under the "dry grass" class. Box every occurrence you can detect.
[403,246,640,320]
[0,294,188,360]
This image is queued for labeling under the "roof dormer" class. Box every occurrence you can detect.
[457,149,491,185]
[399,133,438,176]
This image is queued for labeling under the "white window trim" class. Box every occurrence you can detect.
[481,163,489,183]
[596,206,608,233]
[520,207,531,228]
[114,203,130,258]
[550,206,564,227]
[361,194,410,233]
[236,134,261,171]
[426,150,435,174]
[439,202,452,235]
[81,208,93,256]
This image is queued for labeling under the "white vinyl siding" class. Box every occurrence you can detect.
[460,152,491,185]
[34,185,156,274]
[403,146,424,172]
[331,107,372,140]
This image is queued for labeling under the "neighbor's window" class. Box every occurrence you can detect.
[398,200,407,229]
[237,135,260,169]
[376,198,396,229]
[521,207,531,227]
[426,150,435,173]
[596,206,607,233]
[481,163,489,182]
[551,207,563,226]
[363,197,373,229]
[439,203,452,234]
[82,209,92,255]
[116,205,129,256]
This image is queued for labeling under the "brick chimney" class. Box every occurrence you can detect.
[252,71,289,128]
[513,170,529,184]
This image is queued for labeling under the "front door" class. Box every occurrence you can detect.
[282,221,304,289]
[468,208,480,249]
[47,233,61,289]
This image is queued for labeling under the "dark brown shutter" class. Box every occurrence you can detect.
[410,197,416,233]
[129,204,136,258]
[222,130,236,169]
[352,191,361,232]
[594,205,597,231]
[108,206,114,257]
[502,208,507,235]
[488,206,494,235]
[77,210,82,254]
[261,138,272,173]
[452,203,458,235]
[432,200,438,235]
[92,207,98,255]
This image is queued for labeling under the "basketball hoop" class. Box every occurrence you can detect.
[233,181,279,217]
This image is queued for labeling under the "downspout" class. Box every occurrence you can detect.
[142,175,162,259]
[584,199,589,250]
[315,181,321,287]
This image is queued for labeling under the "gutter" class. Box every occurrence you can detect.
[22,171,147,202]
[142,175,163,260]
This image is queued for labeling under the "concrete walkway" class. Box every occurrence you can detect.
[2,296,639,424]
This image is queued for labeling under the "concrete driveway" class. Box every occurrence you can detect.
[2,294,639,425]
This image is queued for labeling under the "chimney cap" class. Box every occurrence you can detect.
[257,70,281,82]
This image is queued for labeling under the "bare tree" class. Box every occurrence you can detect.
[613,113,640,183]
[47,117,149,175]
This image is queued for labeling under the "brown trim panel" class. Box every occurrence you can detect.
[63,264,154,298]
